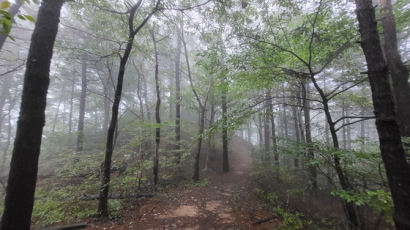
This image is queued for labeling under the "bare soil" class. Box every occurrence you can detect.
[84,138,279,230]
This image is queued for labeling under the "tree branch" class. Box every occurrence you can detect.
[335,117,375,132]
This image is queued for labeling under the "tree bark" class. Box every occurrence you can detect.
[0,78,11,138]
[150,29,161,185]
[222,76,229,172]
[379,0,410,139]
[355,1,410,228]
[76,58,87,152]
[0,1,65,229]
[258,111,263,150]
[267,90,278,164]
[174,22,182,163]
[103,60,113,133]
[68,73,75,145]
[263,92,270,156]
[292,90,300,168]
[301,81,317,191]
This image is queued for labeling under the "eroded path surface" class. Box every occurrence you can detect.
[86,138,278,229]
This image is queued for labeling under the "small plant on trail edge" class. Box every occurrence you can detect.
[184,178,209,187]
[331,189,393,224]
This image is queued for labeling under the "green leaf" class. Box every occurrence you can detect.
[17,15,26,20]
[24,15,35,22]
[1,1,10,9]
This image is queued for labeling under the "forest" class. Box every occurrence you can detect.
[0,0,409,229]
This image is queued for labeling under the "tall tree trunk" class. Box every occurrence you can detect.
[52,93,62,134]
[0,1,65,229]
[247,122,251,144]
[301,81,317,191]
[204,77,215,171]
[103,61,113,133]
[342,99,347,149]
[360,106,366,145]
[282,86,288,142]
[355,1,410,228]
[98,1,159,216]
[150,29,161,185]
[222,76,229,172]
[0,0,22,51]
[174,23,182,163]
[267,90,278,163]
[181,26,211,180]
[68,73,75,145]
[0,94,16,171]
[311,75,360,229]
[292,90,300,168]
[142,71,150,121]
[98,41,130,218]
[76,59,87,152]
[0,79,11,138]
[258,111,263,150]
[380,0,410,139]
[346,108,352,150]
[263,92,270,159]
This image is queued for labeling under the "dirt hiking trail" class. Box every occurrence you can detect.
[85,138,279,229]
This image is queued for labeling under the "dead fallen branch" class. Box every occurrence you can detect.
[252,216,277,225]
[79,192,153,201]
[35,223,88,230]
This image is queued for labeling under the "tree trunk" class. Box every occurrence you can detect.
[258,111,263,150]
[0,1,65,229]
[52,93,62,134]
[222,77,229,172]
[360,106,366,145]
[380,0,410,139]
[103,61,113,133]
[142,71,150,121]
[76,59,87,152]
[267,90,278,164]
[193,107,206,180]
[282,86,288,142]
[98,42,131,217]
[0,0,22,51]
[311,75,360,229]
[0,79,11,138]
[181,23,211,180]
[150,29,161,185]
[292,90,300,168]
[204,77,215,171]
[301,81,317,191]
[355,1,410,228]
[263,93,270,156]
[68,73,75,145]
[97,0,159,216]
[175,23,182,163]
[0,93,16,171]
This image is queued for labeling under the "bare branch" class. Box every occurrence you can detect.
[334,115,375,125]
[164,0,212,11]
[335,117,375,132]
[244,35,310,68]
[0,61,25,77]
[327,78,367,100]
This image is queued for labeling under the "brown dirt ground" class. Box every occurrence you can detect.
[84,138,279,230]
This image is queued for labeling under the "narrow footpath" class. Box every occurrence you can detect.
[86,138,279,229]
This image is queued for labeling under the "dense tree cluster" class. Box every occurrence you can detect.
[0,0,408,229]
